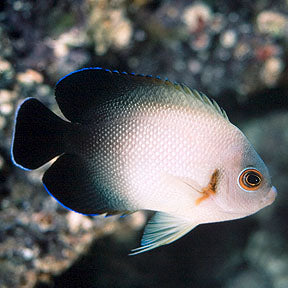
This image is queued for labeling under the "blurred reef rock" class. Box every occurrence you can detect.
[0,0,287,287]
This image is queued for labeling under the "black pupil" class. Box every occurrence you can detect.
[246,173,261,186]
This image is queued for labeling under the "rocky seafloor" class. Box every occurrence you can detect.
[0,0,287,287]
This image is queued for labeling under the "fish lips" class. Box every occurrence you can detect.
[262,186,277,206]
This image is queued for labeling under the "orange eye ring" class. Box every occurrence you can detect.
[238,168,263,192]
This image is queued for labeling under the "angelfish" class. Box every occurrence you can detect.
[11,68,277,254]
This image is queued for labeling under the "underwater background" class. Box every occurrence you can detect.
[0,0,287,287]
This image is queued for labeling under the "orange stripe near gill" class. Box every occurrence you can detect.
[195,169,219,206]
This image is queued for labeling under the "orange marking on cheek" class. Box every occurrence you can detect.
[195,169,219,206]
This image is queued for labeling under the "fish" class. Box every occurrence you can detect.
[11,67,277,255]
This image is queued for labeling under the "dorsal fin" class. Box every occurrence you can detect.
[55,67,229,123]
[174,83,229,120]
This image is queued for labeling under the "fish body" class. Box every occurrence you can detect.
[11,68,277,254]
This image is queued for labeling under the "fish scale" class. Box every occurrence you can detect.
[11,67,276,254]
[83,100,235,213]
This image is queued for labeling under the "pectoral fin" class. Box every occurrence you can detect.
[130,212,198,255]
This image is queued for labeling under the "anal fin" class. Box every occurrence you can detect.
[130,212,198,255]
[43,154,130,216]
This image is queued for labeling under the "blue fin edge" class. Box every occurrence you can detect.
[10,97,34,171]
[55,67,167,87]
[43,183,100,217]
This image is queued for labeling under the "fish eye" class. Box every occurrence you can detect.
[237,168,263,192]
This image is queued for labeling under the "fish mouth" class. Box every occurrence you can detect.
[262,186,277,206]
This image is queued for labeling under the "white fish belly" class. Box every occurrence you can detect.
[93,105,239,215]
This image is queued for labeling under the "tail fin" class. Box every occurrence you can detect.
[11,98,70,170]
